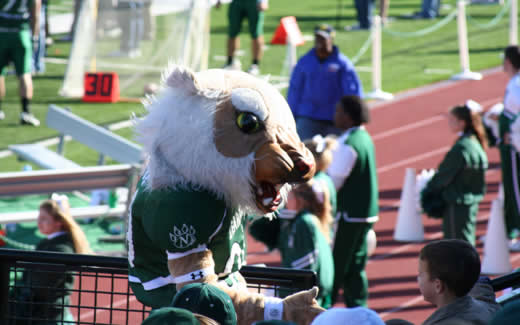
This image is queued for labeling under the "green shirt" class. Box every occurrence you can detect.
[313,171,337,218]
[426,134,488,205]
[278,211,334,308]
[128,178,247,296]
[336,127,379,220]
[0,0,33,31]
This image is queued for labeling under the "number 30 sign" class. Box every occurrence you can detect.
[83,72,120,103]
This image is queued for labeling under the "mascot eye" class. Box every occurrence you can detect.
[236,112,262,134]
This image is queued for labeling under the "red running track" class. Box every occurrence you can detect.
[247,67,520,324]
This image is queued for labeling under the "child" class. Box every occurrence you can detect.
[418,239,499,325]
[304,134,338,221]
[10,196,91,324]
[421,101,488,245]
[255,181,334,308]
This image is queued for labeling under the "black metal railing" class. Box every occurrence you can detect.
[0,248,316,325]
[491,270,520,305]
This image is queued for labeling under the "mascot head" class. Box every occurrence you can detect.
[136,65,315,215]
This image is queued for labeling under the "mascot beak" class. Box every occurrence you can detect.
[253,131,316,213]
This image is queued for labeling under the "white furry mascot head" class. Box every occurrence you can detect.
[135,65,315,216]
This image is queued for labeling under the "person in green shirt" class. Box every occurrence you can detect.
[0,0,41,126]
[304,135,338,222]
[327,95,378,308]
[250,181,334,308]
[216,0,268,75]
[422,101,488,245]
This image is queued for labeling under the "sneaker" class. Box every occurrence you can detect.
[247,64,260,76]
[222,60,242,71]
[106,49,141,58]
[128,48,142,58]
[20,112,40,126]
[344,24,368,31]
[0,110,4,120]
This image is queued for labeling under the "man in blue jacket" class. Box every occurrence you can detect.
[287,24,363,141]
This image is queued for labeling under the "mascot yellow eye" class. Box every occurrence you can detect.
[236,112,261,134]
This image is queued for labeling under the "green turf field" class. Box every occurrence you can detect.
[0,0,511,172]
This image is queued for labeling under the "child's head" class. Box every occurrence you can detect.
[449,101,488,149]
[287,181,332,240]
[304,135,337,173]
[504,45,520,74]
[334,95,370,130]
[418,239,480,304]
[39,198,92,254]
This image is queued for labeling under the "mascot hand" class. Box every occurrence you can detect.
[282,287,324,325]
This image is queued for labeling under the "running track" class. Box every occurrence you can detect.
[72,67,520,324]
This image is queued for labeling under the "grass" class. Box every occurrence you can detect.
[0,0,511,172]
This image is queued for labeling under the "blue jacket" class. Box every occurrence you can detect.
[287,46,363,122]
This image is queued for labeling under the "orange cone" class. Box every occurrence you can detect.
[271,16,305,46]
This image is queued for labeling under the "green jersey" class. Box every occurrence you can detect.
[336,127,379,220]
[128,177,247,308]
[0,0,33,31]
[426,133,487,205]
[278,211,334,308]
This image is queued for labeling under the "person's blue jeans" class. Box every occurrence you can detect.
[421,0,440,18]
[33,3,46,73]
[354,0,375,29]
[295,116,342,141]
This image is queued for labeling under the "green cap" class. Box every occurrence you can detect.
[142,307,200,325]
[172,283,237,325]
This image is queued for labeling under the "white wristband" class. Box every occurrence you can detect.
[264,297,284,320]
[172,267,214,283]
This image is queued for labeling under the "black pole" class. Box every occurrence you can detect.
[0,261,10,324]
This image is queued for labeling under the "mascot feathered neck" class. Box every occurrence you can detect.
[135,65,315,216]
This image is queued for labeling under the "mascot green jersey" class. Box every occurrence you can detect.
[128,65,324,325]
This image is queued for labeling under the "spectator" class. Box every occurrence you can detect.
[0,0,42,126]
[32,0,47,74]
[419,0,440,19]
[250,181,335,308]
[418,239,499,325]
[346,0,375,30]
[421,101,488,245]
[217,0,268,75]
[327,95,377,308]
[143,306,219,325]
[287,24,363,140]
[109,0,144,58]
[498,45,520,250]
[311,306,385,324]
[379,0,390,25]
[304,135,338,221]
[171,283,237,325]
[9,195,91,323]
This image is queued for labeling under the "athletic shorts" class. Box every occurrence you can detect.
[228,0,264,39]
[0,30,32,76]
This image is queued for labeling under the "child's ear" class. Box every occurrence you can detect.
[433,278,444,294]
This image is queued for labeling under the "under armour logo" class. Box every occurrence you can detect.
[190,271,205,280]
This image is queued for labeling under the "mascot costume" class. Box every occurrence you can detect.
[127,65,324,324]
